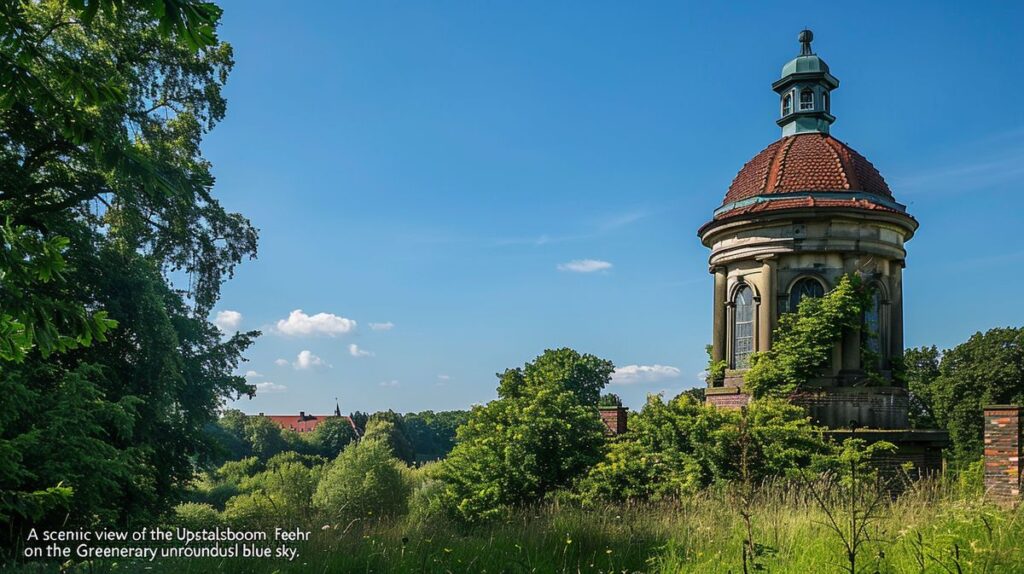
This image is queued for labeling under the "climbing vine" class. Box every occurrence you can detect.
[744,274,873,398]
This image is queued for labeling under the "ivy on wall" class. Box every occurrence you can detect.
[743,274,873,398]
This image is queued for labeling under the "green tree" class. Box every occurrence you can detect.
[439,348,611,522]
[497,347,613,406]
[598,393,623,407]
[401,410,469,462]
[930,328,1024,463]
[362,416,414,465]
[0,0,257,535]
[307,417,358,459]
[313,440,410,524]
[903,345,941,428]
[242,416,286,461]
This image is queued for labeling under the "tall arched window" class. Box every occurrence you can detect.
[782,94,792,116]
[823,92,830,112]
[799,89,814,110]
[732,286,754,369]
[788,277,825,312]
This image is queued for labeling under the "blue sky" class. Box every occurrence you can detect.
[206,1,1024,415]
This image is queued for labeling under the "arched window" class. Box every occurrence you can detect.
[732,285,754,369]
[782,94,792,116]
[788,277,825,312]
[799,89,814,111]
[823,92,830,112]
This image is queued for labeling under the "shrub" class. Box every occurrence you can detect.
[578,395,827,503]
[222,492,277,529]
[407,479,448,525]
[313,439,411,524]
[171,502,223,530]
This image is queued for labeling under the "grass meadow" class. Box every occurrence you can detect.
[14,478,1024,573]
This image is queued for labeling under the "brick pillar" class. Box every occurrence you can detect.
[599,406,627,435]
[984,405,1022,505]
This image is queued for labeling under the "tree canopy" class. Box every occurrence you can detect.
[0,0,256,536]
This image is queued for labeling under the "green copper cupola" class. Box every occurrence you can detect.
[772,30,839,136]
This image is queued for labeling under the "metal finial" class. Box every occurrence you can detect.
[798,29,814,56]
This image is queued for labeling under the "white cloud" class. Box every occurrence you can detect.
[369,322,394,331]
[557,259,613,273]
[244,370,263,379]
[214,310,242,332]
[274,358,289,367]
[254,382,287,394]
[275,309,356,337]
[348,344,374,358]
[437,374,451,381]
[611,364,682,385]
[294,350,330,370]
[379,380,400,387]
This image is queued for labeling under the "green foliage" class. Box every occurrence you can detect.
[401,410,469,462]
[0,0,257,538]
[744,275,870,398]
[598,393,623,407]
[363,414,415,465]
[313,440,410,524]
[928,328,1024,463]
[578,395,827,504]
[242,416,288,460]
[704,344,727,386]
[307,416,358,459]
[497,347,614,406]
[171,502,223,530]
[903,345,941,428]
[439,349,611,523]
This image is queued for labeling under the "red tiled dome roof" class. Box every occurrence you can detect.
[722,133,892,205]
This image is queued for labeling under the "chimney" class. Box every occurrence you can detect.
[299,411,305,418]
[598,406,628,436]
[984,405,1022,506]
[258,412,264,416]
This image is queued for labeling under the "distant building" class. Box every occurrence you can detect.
[257,403,359,434]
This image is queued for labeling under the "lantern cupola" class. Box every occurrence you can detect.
[773,29,839,136]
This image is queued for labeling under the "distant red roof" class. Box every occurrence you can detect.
[723,133,893,204]
[260,414,357,434]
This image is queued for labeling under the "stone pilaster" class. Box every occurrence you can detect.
[711,266,728,367]
[757,257,777,352]
[984,405,1022,506]
[890,261,905,361]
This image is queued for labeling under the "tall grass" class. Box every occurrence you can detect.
[13,479,1024,573]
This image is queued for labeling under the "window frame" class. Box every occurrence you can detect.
[799,88,814,111]
[730,283,756,369]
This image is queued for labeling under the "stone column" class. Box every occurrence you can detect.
[711,266,727,364]
[984,405,1022,506]
[757,257,776,352]
[890,261,905,361]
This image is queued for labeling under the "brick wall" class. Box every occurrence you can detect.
[706,392,751,409]
[984,405,1022,505]
[599,406,627,435]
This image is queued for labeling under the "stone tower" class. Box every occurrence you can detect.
[699,31,918,430]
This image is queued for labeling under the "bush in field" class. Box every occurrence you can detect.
[313,439,410,523]
[439,348,612,522]
[578,395,827,503]
[408,479,448,525]
[172,502,223,530]
[222,492,278,529]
